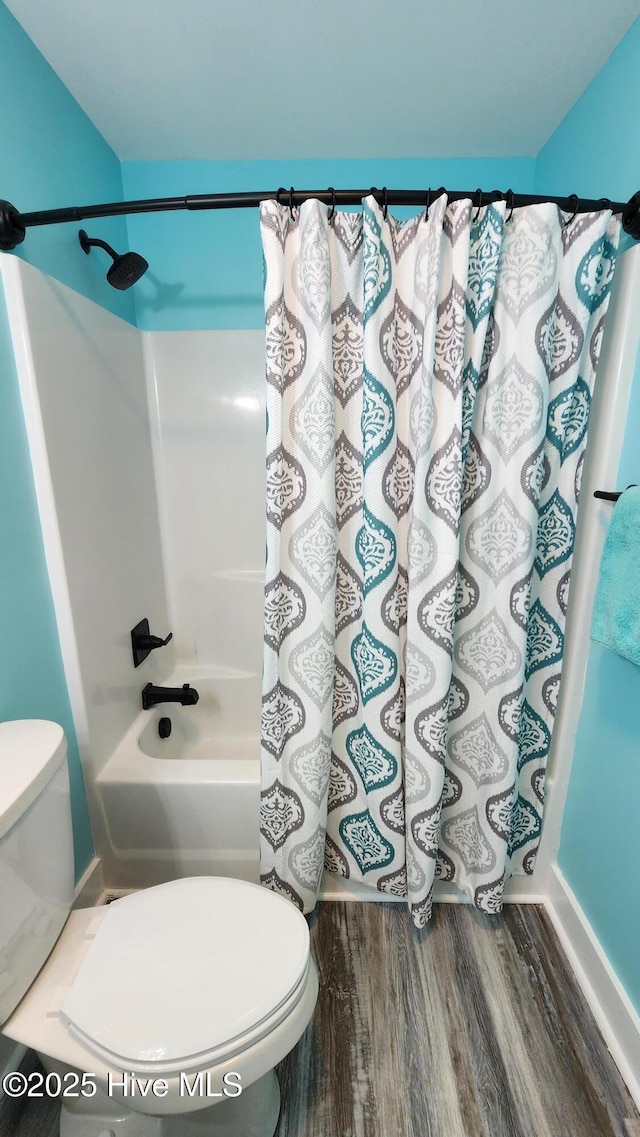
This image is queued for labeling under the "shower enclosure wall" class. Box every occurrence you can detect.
[2,247,638,902]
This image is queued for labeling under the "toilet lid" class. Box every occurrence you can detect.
[61,877,309,1068]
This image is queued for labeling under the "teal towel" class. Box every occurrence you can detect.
[591,485,640,667]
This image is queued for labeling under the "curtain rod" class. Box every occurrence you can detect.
[2,187,640,250]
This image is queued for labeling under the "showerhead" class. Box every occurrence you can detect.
[106,250,149,290]
[78,229,148,290]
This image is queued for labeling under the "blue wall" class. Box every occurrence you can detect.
[122,157,536,331]
[537,19,640,1013]
[0,4,133,322]
[535,19,640,207]
[0,1,134,878]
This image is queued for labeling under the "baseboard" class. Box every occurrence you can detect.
[319,871,546,906]
[545,864,640,1111]
[319,874,405,903]
[72,856,104,909]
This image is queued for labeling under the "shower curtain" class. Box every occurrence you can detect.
[259,193,619,927]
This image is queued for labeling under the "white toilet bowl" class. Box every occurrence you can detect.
[4,877,318,1137]
[0,720,317,1137]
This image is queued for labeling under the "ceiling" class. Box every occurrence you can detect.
[6,0,640,162]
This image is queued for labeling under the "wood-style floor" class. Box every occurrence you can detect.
[279,903,638,1137]
[5,903,639,1137]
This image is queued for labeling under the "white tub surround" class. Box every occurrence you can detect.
[0,257,172,865]
[144,329,267,675]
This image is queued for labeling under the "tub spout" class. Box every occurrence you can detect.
[142,682,200,710]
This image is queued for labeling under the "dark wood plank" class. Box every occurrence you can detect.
[503,905,635,1137]
[276,902,640,1137]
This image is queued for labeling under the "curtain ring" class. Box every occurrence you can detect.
[505,189,515,224]
[424,187,447,221]
[382,187,389,220]
[563,194,580,228]
[472,188,483,222]
[599,197,613,211]
[327,187,336,223]
[276,187,285,206]
[423,188,433,223]
[288,186,296,222]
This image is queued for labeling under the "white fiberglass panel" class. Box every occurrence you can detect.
[146,330,266,675]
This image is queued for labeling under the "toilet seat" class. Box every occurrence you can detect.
[60,877,310,1074]
[4,887,319,1119]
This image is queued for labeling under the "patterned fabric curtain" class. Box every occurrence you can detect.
[259,194,620,927]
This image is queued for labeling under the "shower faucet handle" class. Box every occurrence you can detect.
[131,618,173,668]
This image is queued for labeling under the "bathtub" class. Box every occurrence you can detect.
[96,673,261,889]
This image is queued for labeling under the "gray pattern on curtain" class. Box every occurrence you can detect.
[259,194,619,926]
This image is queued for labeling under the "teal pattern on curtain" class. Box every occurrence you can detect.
[259,194,620,926]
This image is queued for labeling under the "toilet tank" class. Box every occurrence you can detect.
[0,721,75,1023]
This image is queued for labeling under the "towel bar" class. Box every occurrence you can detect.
[593,485,637,502]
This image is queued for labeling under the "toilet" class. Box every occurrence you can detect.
[0,721,318,1137]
